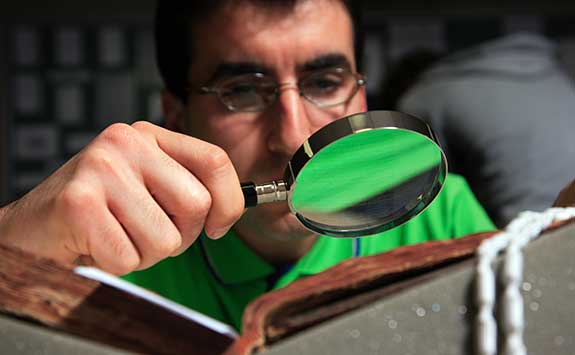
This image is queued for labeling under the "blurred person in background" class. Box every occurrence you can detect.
[381,32,575,227]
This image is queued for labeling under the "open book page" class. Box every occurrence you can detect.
[74,266,239,339]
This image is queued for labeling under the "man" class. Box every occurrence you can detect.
[0,0,513,331]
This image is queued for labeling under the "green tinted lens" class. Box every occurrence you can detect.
[292,129,442,214]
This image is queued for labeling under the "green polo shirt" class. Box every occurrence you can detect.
[123,174,495,331]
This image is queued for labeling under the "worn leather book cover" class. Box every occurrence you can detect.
[0,244,236,355]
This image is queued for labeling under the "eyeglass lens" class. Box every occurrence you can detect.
[216,69,362,112]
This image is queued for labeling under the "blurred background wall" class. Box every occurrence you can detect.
[0,0,159,205]
[1,0,574,205]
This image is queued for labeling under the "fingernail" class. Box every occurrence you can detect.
[208,227,231,239]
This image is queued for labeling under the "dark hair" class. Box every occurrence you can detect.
[155,0,363,102]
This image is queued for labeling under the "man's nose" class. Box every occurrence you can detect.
[266,85,317,157]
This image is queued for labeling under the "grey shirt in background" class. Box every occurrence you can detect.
[399,33,575,227]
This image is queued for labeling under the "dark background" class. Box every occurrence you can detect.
[1,0,575,205]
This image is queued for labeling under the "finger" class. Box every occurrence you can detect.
[132,122,244,239]
[144,156,210,255]
[88,207,142,275]
[131,122,212,253]
[97,153,183,270]
[60,180,141,275]
[133,139,211,255]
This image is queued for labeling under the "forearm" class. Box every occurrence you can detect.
[0,201,16,243]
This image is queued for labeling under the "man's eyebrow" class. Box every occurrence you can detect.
[299,53,352,72]
[207,62,272,83]
[205,54,351,84]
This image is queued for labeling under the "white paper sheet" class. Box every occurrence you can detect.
[74,266,238,339]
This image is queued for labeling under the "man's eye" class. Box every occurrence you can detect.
[305,75,343,94]
[225,83,258,96]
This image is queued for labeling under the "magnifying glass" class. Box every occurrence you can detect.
[241,110,447,237]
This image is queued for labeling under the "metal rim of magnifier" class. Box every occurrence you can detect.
[284,110,448,238]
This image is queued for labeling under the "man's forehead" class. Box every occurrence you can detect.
[217,0,348,22]
[194,0,352,44]
[188,0,355,81]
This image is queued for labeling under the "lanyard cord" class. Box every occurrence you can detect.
[352,237,361,258]
[475,207,575,355]
[198,235,234,287]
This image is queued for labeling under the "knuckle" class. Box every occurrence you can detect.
[78,148,119,177]
[175,227,203,256]
[137,201,182,258]
[108,237,140,273]
[189,187,212,218]
[56,181,99,215]
[169,196,195,220]
[173,178,211,216]
[131,120,154,132]
[99,123,138,148]
[112,251,140,275]
[155,232,182,257]
[91,226,140,275]
[231,201,245,222]
[204,145,232,177]
[216,202,244,229]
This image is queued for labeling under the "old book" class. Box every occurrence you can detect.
[226,217,575,355]
[0,218,572,354]
[0,244,236,355]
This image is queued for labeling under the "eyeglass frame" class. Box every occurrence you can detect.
[194,67,367,112]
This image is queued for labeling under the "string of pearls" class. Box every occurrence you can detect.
[475,207,575,355]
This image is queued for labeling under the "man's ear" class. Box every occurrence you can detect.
[162,90,186,133]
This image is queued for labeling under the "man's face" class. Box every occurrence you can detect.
[172,0,366,241]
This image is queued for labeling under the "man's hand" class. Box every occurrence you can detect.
[553,178,575,208]
[0,121,244,275]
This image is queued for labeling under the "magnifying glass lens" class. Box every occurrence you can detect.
[289,128,444,237]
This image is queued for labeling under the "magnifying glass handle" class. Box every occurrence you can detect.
[241,181,288,207]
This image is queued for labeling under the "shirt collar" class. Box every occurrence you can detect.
[201,230,355,286]
[282,235,354,277]
[200,230,275,285]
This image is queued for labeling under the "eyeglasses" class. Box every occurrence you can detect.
[197,67,366,112]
